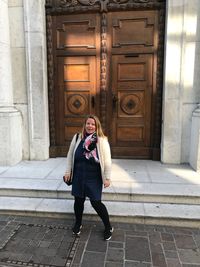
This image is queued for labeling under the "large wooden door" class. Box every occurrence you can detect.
[110,54,153,158]
[107,11,158,158]
[52,13,101,155]
[48,6,164,158]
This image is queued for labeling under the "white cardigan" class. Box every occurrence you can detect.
[65,134,112,181]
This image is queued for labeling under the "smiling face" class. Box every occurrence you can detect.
[85,118,96,134]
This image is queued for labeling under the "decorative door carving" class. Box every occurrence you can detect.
[52,13,101,155]
[107,11,157,158]
[46,0,165,159]
[56,56,98,145]
[110,54,153,157]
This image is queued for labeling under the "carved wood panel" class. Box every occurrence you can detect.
[52,13,101,154]
[110,53,153,157]
[56,56,98,144]
[56,14,98,50]
[112,16,154,48]
[106,10,158,158]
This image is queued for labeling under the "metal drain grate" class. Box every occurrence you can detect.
[0,223,79,267]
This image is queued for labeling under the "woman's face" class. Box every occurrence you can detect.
[85,118,96,134]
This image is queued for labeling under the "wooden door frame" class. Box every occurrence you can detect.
[45,0,165,159]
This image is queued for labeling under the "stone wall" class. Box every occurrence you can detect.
[0,0,22,165]
[8,0,29,159]
[7,0,49,162]
[23,0,49,160]
[181,0,200,163]
[161,0,200,167]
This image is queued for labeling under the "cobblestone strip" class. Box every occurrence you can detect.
[65,236,80,267]
[0,223,20,250]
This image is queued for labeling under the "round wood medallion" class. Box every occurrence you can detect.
[67,94,87,114]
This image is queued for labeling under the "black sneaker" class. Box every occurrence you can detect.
[104,227,114,241]
[72,224,82,235]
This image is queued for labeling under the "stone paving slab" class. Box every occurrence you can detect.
[1,196,200,218]
[0,159,200,204]
[1,197,200,228]
[0,159,200,203]
[1,177,200,199]
[0,214,200,267]
[1,159,200,184]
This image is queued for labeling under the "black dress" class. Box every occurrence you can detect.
[72,139,103,201]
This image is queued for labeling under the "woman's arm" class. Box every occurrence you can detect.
[65,134,77,176]
[102,137,112,181]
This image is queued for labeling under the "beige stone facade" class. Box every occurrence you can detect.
[0,0,200,170]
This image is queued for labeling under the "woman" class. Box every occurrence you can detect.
[64,115,113,241]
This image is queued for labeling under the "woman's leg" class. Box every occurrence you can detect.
[74,196,85,226]
[90,200,111,229]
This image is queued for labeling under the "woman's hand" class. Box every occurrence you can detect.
[64,174,71,182]
[104,179,110,188]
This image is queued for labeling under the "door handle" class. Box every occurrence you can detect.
[112,93,118,109]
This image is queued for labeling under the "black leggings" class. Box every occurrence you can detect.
[74,197,111,229]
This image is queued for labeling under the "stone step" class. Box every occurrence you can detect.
[0,196,200,228]
[0,177,200,204]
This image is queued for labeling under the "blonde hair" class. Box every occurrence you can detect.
[81,114,106,138]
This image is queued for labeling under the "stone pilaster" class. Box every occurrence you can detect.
[189,104,200,171]
[0,0,22,165]
[161,0,200,164]
[161,0,184,164]
[23,0,49,160]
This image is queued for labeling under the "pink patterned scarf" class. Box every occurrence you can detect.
[83,132,99,163]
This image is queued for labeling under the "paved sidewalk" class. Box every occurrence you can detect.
[0,214,200,267]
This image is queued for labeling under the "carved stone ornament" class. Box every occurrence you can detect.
[46,0,159,13]
[60,0,149,6]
